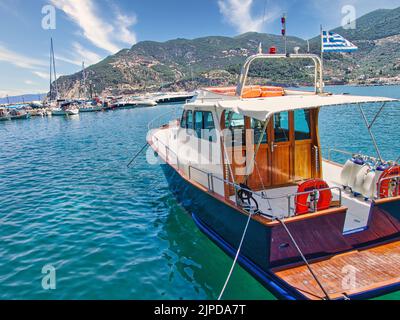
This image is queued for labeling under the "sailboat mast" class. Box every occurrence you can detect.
[82,62,86,100]
[50,38,59,100]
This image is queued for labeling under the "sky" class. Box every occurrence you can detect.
[0,0,398,97]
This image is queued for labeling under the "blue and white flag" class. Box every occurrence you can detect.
[321,31,358,52]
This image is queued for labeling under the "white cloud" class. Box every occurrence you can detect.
[218,0,280,34]
[51,0,137,54]
[115,12,137,45]
[32,71,49,79]
[56,42,102,67]
[0,45,46,70]
[24,80,35,85]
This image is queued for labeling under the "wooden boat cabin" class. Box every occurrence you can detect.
[148,53,400,300]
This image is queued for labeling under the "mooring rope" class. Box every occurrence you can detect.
[218,210,255,300]
[277,218,331,300]
[127,142,149,168]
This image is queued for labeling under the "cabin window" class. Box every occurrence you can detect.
[203,111,217,142]
[187,110,193,130]
[180,111,187,128]
[273,112,290,142]
[294,109,311,140]
[194,111,203,138]
[251,119,268,144]
[224,111,245,146]
[204,112,215,130]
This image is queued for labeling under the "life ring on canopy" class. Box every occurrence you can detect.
[378,165,400,199]
[295,179,332,215]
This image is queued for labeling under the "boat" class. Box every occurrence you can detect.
[153,92,195,104]
[147,52,400,300]
[8,108,30,120]
[78,100,104,113]
[51,101,79,116]
[113,98,157,109]
[0,108,10,121]
[0,107,30,120]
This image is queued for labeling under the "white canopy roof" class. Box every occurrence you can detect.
[215,94,398,121]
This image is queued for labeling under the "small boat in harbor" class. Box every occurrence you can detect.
[148,52,400,300]
[51,101,79,116]
[113,97,157,109]
[153,92,195,104]
[78,100,105,113]
[0,108,10,121]
[0,107,30,120]
[8,109,31,120]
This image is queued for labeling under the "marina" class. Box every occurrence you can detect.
[0,84,398,300]
[1,0,399,305]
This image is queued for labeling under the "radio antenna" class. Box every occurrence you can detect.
[258,0,268,54]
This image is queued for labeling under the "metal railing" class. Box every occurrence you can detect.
[188,164,342,219]
[147,107,182,131]
[151,128,343,219]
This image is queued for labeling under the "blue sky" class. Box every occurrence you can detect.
[0,0,398,97]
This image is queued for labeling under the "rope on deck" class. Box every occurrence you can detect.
[277,218,331,300]
[218,210,255,300]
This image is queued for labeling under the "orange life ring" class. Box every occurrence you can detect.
[378,165,400,199]
[295,179,332,215]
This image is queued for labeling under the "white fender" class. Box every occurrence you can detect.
[340,159,355,187]
[362,170,376,199]
[348,160,365,190]
[353,164,370,196]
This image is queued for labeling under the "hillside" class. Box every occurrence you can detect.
[56,7,400,98]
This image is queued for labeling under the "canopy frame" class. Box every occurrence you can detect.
[236,53,324,96]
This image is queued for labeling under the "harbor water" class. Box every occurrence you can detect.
[0,85,399,300]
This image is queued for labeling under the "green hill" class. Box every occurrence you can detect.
[56,7,400,98]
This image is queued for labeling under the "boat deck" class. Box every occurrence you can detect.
[272,240,400,300]
[229,176,371,233]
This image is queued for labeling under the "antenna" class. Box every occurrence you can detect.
[281,14,287,55]
[258,0,268,54]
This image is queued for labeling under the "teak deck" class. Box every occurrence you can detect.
[272,240,400,300]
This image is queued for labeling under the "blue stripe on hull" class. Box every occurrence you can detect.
[160,162,400,300]
[160,163,302,300]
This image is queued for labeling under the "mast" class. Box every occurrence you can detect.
[320,25,324,91]
[49,38,59,101]
[81,61,87,100]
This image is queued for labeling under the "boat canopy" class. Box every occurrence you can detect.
[215,94,398,122]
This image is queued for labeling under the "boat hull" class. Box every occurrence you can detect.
[159,162,299,300]
[159,160,400,300]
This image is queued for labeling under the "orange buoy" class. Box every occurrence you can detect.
[295,179,332,215]
[378,165,400,199]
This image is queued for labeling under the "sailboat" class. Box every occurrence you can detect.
[47,38,79,117]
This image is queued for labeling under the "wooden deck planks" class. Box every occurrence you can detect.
[273,240,400,300]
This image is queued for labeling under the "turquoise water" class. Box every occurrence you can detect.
[0,85,399,300]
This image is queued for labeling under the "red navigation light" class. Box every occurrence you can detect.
[281,17,286,24]
[269,47,277,54]
[281,29,286,36]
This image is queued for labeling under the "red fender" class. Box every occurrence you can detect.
[295,179,332,215]
[378,165,400,199]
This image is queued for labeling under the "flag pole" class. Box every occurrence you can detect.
[320,25,324,93]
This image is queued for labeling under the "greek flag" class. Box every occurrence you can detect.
[321,31,358,52]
